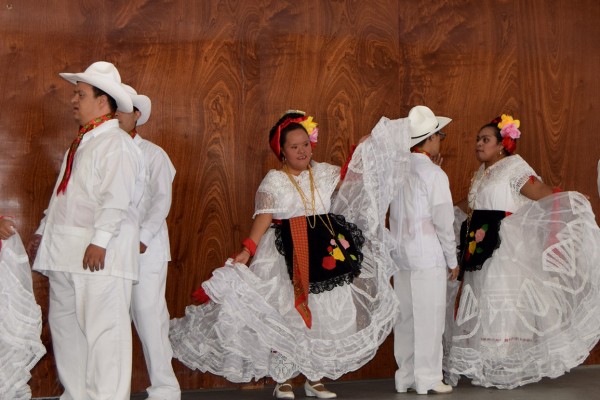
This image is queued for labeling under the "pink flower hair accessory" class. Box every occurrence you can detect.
[498,114,521,139]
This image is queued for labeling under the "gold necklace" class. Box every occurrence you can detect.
[283,165,336,236]
[284,164,317,228]
[314,181,336,237]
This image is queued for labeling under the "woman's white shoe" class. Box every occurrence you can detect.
[304,381,337,398]
[273,383,295,399]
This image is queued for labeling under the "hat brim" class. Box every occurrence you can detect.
[409,116,452,148]
[60,72,133,113]
[131,94,151,126]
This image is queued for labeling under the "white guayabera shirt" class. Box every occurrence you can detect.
[133,134,175,263]
[34,119,145,280]
[389,152,457,270]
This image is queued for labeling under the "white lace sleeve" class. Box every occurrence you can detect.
[509,155,538,197]
[253,170,286,218]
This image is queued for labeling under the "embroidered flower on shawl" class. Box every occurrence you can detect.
[475,227,487,242]
[467,224,488,258]
[322,255,337,270]
[322,233,356,270]
[467,240,477,259]
[331,246,345,261]
[335,236,350,250]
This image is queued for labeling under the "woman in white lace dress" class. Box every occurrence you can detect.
[0,216,46,399]
[446,115,600,389]
[170,110,409,399]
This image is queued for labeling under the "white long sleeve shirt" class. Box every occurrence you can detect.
[33,119,145,280]
[133,134,175,263]
[389,153,457,270]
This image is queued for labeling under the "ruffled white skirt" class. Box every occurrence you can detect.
[0,234,46,399]
[445,192,600,389]
[170,235,397,382]
[170,117,410,383]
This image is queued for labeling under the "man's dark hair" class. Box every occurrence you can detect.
[92,86,118,113]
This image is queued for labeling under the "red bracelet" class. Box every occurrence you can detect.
[192,286,211,304]
[241,237,257,257]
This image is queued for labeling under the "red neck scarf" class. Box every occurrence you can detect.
[56,113,113,195]
[129,128,137,138]
[411,148,432,160]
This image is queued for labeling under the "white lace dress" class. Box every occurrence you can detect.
[170,117,410,383]
[445,155,600,389]
[0,233,46,399]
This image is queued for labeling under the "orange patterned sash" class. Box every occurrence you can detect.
[290,216,312,328]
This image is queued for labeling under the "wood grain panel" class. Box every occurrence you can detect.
[398,0,522,202]
[0,0,599,397]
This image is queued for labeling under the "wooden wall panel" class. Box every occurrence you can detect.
[0,0,599,397]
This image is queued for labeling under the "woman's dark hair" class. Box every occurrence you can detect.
[92,86,118,113]
[269,112,308,158]
[480,118,511,157]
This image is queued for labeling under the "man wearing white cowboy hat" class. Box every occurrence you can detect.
[389,105,458,395]
[29,61,144,400]
[116,84,180,400]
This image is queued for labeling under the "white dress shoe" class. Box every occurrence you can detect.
[273,383,295,399]
[417,381,453,395]
[304,381,337,398]
[431,381,453,394]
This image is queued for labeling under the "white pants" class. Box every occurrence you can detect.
[393,268,447,393]
[48,271,133,400]
[131,260,180,400]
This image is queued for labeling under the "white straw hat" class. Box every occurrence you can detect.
[59,61,133,113]
[121,83,152,126]
[408,105,451,147]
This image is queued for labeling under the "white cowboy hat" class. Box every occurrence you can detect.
[408,105,451,147]
[59,61,133,113]
[122,83,152,126]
